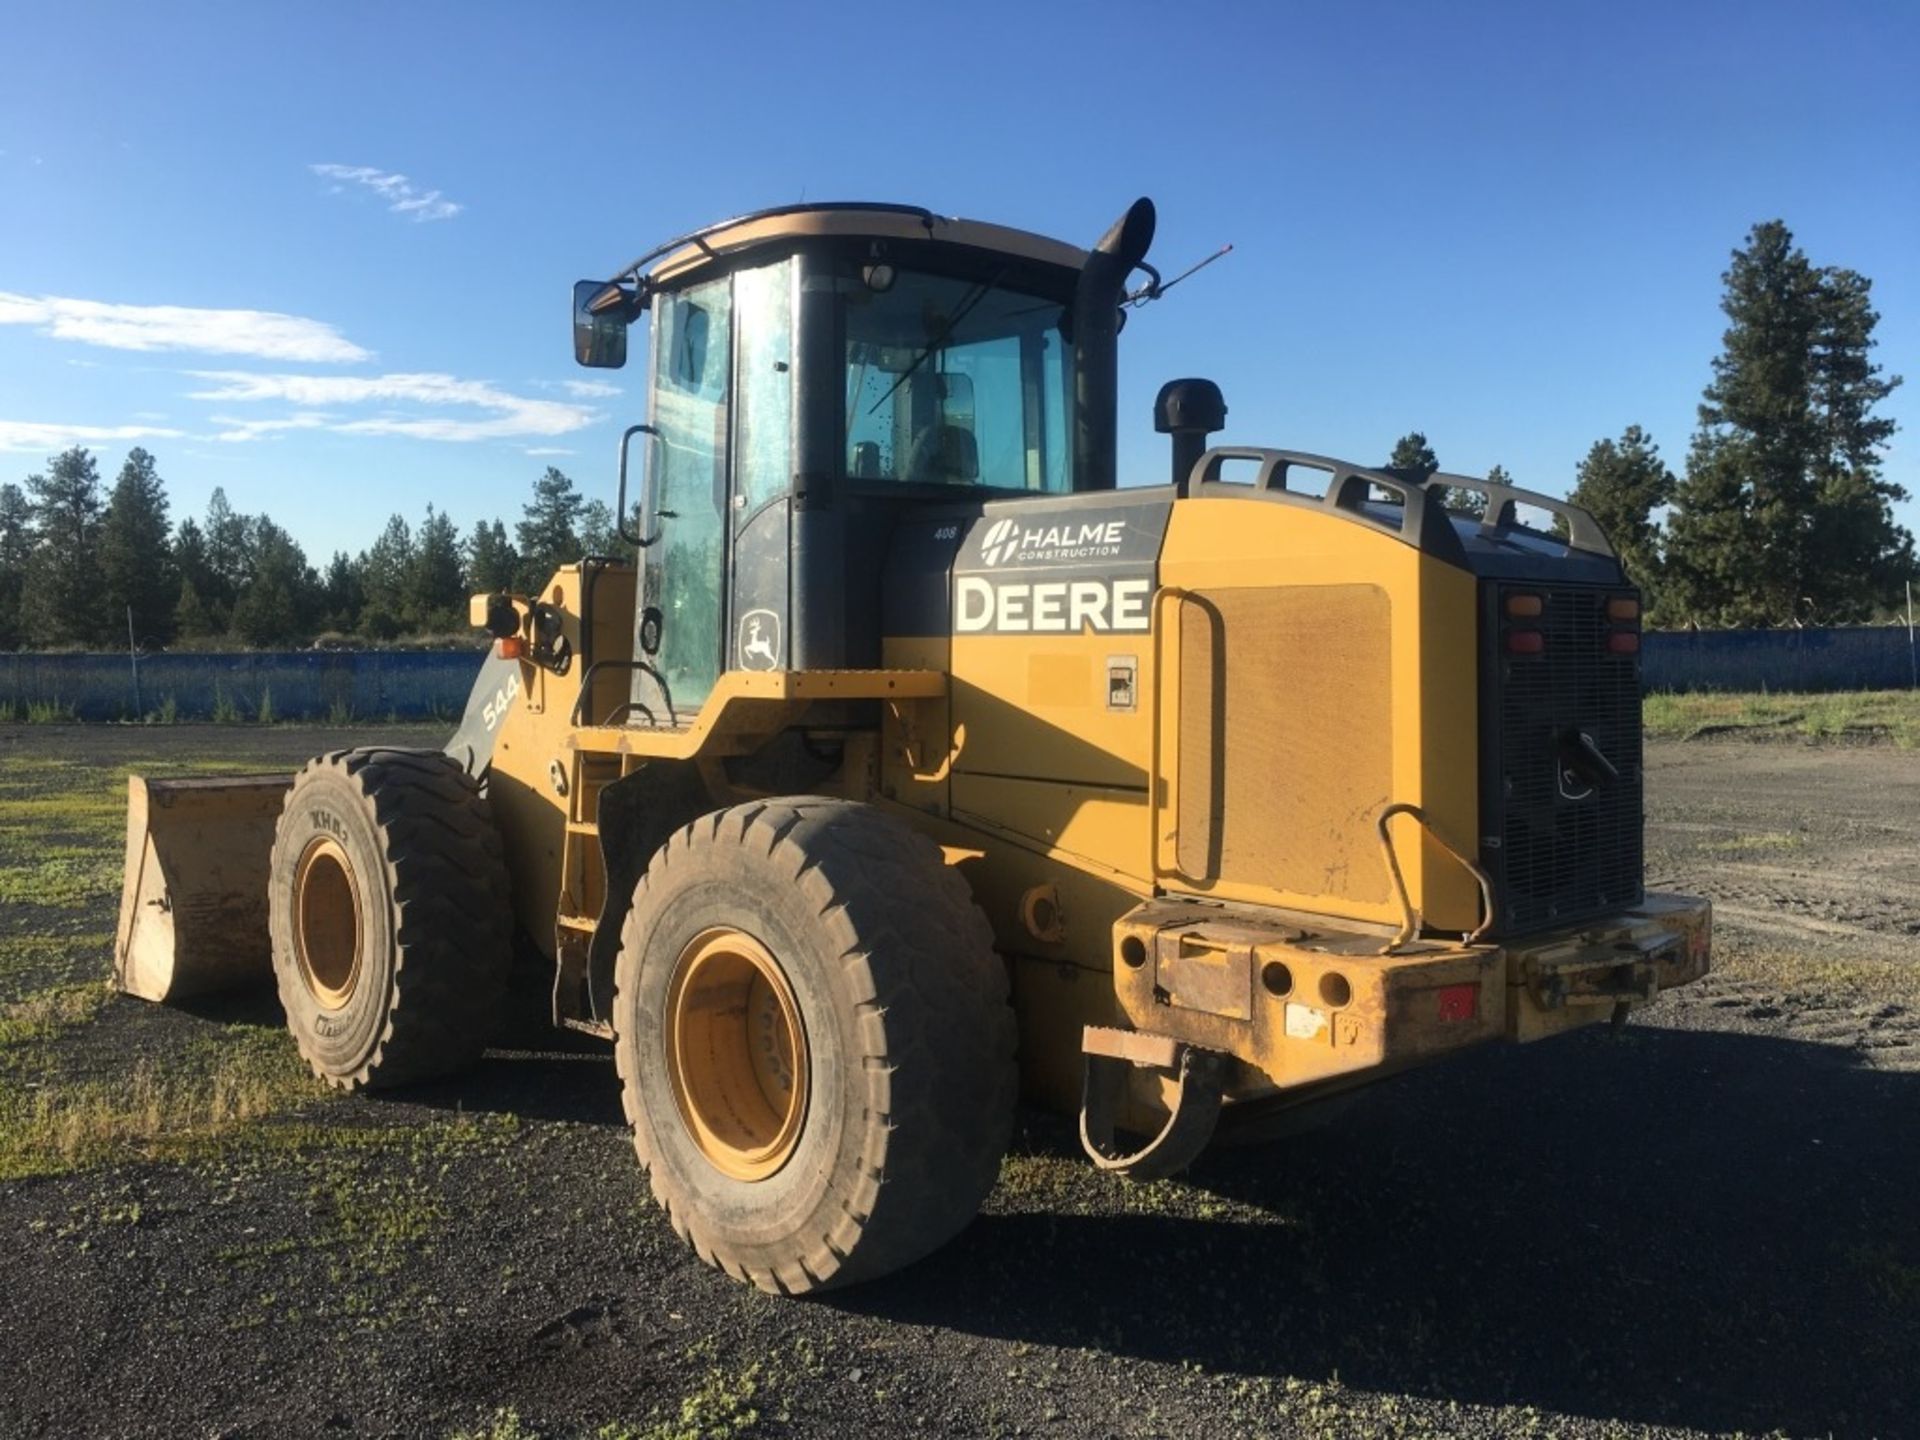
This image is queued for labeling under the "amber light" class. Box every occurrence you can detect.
[1607,596,1641,622]
[1506,630,1545,656]
[1505,593,1544,619]
[497,635,526,660]
[1607,631,1640,655]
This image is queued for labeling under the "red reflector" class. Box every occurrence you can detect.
[1505,593,1544,618]
[1436,983,1478,1022]
[1607,596,1640,621]
[497,635,526,660]
[1607,631,1640,655]
[1506,629,1544,656]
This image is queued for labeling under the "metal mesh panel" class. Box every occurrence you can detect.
[1175,585,1393,903]
[1490,584,1644,932]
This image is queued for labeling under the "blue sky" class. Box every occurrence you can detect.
[1,0,1913,560]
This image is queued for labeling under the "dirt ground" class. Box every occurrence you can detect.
[0,724,1915,1440]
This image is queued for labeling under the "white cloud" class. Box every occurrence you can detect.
[0,419,187,454]
[560,379,621,399]
[311,163,461,223]
[189,371,597,443]
[207,412,336,443]
[0,292,369,362]
[524,447,576,456]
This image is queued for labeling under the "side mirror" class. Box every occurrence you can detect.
[573,280,632,368]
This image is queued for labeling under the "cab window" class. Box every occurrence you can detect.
[841,268,1073,492]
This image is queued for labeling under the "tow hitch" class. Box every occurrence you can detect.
[1078,1025,1225,1181]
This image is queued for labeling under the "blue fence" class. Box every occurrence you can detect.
[0,650,486,722]
[2,627,1916,719]
[1641,626,1918,694]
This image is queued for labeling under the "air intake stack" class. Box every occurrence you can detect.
[1154,378,1228,493]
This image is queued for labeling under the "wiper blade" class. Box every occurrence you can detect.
[866,269,1004,416]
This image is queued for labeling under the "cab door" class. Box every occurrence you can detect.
[638,276,732,720]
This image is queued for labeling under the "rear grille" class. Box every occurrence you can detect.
[1483,584,1643,935]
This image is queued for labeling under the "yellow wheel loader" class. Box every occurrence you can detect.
[116,198,1711,1294]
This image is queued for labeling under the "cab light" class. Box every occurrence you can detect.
[1506,630,1545,656]
[1607,596,1641,622]
[497,635,526,660]
[1505,593,1544,619]
[1607,631,1640,655]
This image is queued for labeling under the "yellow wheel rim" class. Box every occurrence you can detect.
[664,927,809,1182]
[294,836,363,1010]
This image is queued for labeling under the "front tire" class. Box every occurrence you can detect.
[268,748,511,1089]
[615,798,1016,1293]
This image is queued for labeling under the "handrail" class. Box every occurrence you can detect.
[1426,471,1615,558]
[1374,803,1497,953]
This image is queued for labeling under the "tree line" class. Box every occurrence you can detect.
[0,217,1907,648]
[0,457,637,651]
[1380,219,1909,627]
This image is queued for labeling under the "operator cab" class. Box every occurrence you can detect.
[573,202,1153,723]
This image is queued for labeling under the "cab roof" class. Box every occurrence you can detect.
[620,202,1089,289]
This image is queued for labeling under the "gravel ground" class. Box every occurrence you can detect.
[0,724,1915,1440]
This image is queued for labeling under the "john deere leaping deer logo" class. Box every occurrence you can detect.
[738,609,781,671]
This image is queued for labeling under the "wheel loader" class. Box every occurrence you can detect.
[115,198,1712,1294]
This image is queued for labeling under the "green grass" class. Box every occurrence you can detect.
[0,844,124,907]
[0,698,80,723]
[0,1021,330,1180]
[0,980,114,1047]
[1644,689,1920,746]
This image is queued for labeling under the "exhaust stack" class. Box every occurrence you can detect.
[1071,197,1156,492]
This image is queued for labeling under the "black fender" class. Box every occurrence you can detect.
[569,760,715,1030]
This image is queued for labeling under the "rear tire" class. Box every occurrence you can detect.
[615,797,1016,1294]
[268,748,511,1090]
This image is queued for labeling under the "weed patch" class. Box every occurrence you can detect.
[0,1022,326,1180]
[0,980,113,1047]
[1644,689,1920,746]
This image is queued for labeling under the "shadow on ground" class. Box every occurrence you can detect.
[840,1025,1919,1438]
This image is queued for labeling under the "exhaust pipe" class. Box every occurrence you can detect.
[1071,197,1156,493]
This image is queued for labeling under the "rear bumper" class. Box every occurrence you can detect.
[1505,892,1712,1043]
[1107,891,1712,1096]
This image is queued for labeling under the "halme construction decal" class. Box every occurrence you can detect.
[952,498,1171,636]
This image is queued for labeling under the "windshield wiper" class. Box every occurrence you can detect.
[866,269,1004,416]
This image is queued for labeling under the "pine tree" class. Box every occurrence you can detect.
[578,499,638,563]
[1666,220,1907,625]
[229,519,313,646]
[359,514,413,639]
[201,487,248,618]
[1386,432,1438,480]
[0,482,30,650]
[99,447,175,647]
[516,466,584,589]
[407,506,465,630]
[1570,426,1675,614]
[173,578,215,640]
[320,552,364,634]
[1806,265,1910,618]
[20,447,108,646]
[464,518,519,593]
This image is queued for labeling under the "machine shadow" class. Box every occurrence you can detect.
[405,1048,625,1127]
[839,1025,1919,1438]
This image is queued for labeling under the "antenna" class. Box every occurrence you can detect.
[1124,242,1234,308]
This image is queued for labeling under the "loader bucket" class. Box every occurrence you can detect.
[114,774,294,1003]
